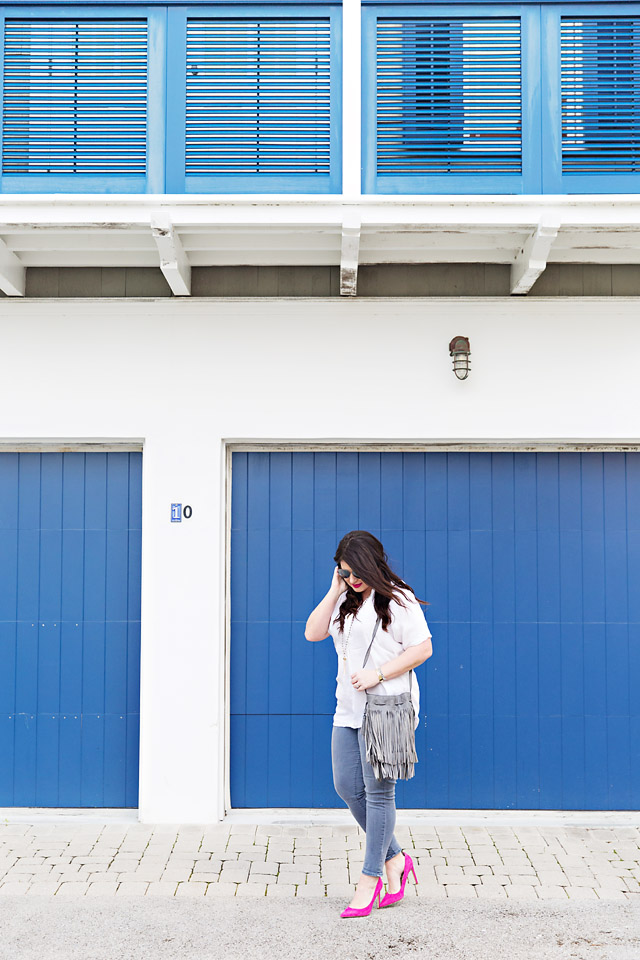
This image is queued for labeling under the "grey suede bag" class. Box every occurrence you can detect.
[360,616,418,781]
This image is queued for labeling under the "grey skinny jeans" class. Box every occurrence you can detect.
[331,724,403,877]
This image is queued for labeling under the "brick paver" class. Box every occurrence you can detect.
[0,818,638,901]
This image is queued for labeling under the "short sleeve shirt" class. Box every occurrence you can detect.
[327,588,432,729]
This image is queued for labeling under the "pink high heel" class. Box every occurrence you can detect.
[340,876,383,918]
[379,853,418,908]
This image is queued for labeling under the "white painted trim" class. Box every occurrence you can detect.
[224,440,640,453]
[3,196,640,225]
[342,0,362,198]
[511,219,561,295]
[150,214,192,296]
[0,235,25,296]
[222,442,233,820]
[0,441,143,452]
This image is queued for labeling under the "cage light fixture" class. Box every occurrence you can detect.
[449,336,471,380]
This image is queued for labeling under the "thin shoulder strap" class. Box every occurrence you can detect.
[362,616,382,669]
[362,616,414,693]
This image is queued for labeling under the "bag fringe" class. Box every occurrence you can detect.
[361,698,418,782]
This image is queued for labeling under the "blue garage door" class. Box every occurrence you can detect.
[230,451,640,810]
[0,452,142,807]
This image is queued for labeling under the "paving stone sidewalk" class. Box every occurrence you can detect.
[1,819,639,902]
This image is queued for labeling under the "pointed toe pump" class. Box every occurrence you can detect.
[379,853,418,908]
[340,877,383,918]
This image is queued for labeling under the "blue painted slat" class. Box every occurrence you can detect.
[39,454,63,529]
[35,713,59,805]
[37,621,60,719]
[336,452,359,533]
[537,455,561,626]
[515,622,538,808]
[13,712,37,805]
[58,715,81,806]
[245,622,269,715]
[539,622,562,808]
[314,453,337,534]
[105,621,127,716]
[0,715,15,805]
[268,620,291,716]
[311,713,333,807]
[559,454,582,624]
[39,530,63,622]
[62,454,85,529]
[358,453,381,532]
[0,453,19,530]
[230,620,248,718]
[104,713,127,807]
[380,452,403,531]
[106,530,129,622]
[604,453,628,622]
[230,715,247,808]
[81,714,104,806]
[470,623,494,808]
[267,714,291,806]
[244,715,269,807]
[513,453,536,629]
[448,622,471,806]
[0,526,18,623]
[125,711,140,807]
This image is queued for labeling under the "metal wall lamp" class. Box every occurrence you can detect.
[449,336,471,380]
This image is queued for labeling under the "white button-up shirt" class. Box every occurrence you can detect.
[328,588,432,729]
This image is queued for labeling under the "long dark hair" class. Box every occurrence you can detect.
[333,530,428,633]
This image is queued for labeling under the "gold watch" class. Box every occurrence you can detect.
[377,668,386,683]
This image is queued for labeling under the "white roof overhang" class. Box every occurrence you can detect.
[0,194,639,297]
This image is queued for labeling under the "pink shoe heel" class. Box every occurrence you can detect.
[379,853,418,908]
[340,876,383,918]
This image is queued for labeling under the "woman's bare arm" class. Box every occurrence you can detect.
[304,567,347,641]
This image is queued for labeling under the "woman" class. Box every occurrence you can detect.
[304,530,433,918]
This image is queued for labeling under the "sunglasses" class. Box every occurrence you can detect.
[337,568,363,581]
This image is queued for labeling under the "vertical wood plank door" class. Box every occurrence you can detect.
[230,451,640,810]
[0,452,142,807]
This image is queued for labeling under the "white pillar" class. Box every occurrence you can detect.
[342,0,362,198]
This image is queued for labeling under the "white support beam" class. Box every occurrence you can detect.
[150,215,191,296]
[510,219,561,295]
[340,213,361,296]
[0,234,25,296]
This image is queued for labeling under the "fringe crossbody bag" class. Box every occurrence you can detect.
[360,616,418,782]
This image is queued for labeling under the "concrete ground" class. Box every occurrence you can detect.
[0,811,639,959]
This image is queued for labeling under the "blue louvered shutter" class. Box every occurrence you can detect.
[2,19,147,176]
[376,17,522,177]
[185,17,331,181]
[561,17,640,175]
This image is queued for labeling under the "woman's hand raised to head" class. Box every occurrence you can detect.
[331,565,349,597]
[304,566,347,642]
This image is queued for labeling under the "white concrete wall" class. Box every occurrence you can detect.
[0,296,639,822]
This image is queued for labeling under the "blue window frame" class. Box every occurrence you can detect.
[363,3,541,194]
[541,4,640,193]
[364,1,640,195]
[0,2,341,194]
[166,4,341,193]
[0,4,167,193]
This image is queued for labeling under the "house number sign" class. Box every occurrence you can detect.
[171,503,193,522]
